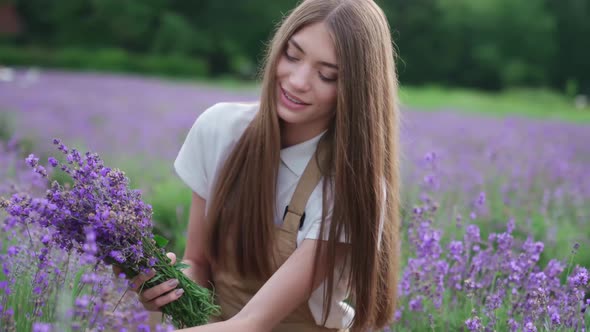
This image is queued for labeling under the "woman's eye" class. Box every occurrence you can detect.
[319,73,337,83]
[284,51,298,62]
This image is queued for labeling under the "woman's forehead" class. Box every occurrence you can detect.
[290,22,338,66]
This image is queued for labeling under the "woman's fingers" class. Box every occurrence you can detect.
[129,269,156,292]
[166,252,176,265]
[126,252,181,312]
[142,286,185,311]
[116,252,176,286]
[113,252,184,312]
[139,278,179,303]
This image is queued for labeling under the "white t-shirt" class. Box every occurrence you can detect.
[174,102,355,329]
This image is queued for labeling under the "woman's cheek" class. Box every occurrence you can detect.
[320,87,337,109]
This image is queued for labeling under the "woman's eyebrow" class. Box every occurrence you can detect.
[288,39,339,70]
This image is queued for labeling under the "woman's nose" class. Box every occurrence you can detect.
[289,65,311,92]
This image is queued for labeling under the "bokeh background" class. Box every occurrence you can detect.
[0,0,589,331]
[1,0,589,93]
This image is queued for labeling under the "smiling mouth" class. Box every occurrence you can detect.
[280,85,310,105]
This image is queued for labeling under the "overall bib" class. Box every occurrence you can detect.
[209,144,350,332]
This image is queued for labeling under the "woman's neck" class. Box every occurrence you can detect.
[280,121,327,148]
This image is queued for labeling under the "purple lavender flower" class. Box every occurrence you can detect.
[465,315,483,331]
[507,318,519,331]
[448,241,463,262]
[568,267,589,288]
[523,321,537,332]
[465,224,480,243]
[548,305,561,325]
[409,296,423,312]
[48,157,59,167]
[32,322,52,332]
[477,192,486,206]
[26,154,39,167]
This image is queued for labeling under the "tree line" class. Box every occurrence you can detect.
[1,0,588,93]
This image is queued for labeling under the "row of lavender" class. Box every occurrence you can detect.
[1,70,589,330]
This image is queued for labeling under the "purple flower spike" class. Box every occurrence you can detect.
[26,154,39,167]
[48,157,59,167]
[32,323,53,332]
[477,192,486,205]
[465,316,483,331]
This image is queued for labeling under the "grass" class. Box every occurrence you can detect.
[399,85,590,123]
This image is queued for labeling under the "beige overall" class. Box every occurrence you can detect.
[209,144,350,332]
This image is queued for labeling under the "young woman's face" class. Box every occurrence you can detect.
[276,22,338,137]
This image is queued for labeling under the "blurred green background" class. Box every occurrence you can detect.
[0,0,588,95]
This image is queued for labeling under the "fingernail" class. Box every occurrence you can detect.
[168,279,179,287]
[175,288,184,296]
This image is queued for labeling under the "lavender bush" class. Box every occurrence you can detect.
[0,139,220,330]
[396,194,589,331]
[391,153,589,331]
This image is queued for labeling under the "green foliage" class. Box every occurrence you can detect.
[151,12,211,56]
[399,86,590,123]
[0,46,208,77]
[154,234,170,248]
[388,0,556,89]
[4,0,590,94]
[144,177,192,255]
[546,0,590,95]
[136,54,208,77]
[0,111,15,142]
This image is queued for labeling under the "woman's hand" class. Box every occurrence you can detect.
[112,252,184,312]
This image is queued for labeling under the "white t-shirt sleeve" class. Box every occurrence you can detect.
[173,102,258,201]
[173,107,214,200]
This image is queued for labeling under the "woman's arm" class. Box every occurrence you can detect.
[177,239,350,332]
[182,192,212,288]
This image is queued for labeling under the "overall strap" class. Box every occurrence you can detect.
[281,140,329,236]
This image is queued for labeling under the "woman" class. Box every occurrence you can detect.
[127,0,401,331]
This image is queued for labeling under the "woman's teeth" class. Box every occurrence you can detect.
[285,90,305,104]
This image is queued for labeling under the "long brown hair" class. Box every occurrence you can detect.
[205,0,401,330]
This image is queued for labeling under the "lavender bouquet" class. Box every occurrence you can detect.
[0,139,220,328]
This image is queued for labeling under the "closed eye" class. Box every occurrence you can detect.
[284,47,337,83]
[284,48,298,62]
[319,73,337,83]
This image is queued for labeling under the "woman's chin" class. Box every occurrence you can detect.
[276,104,304,124]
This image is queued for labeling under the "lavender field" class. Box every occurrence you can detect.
[1,69,589,331]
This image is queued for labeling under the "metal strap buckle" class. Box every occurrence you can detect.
[282,205,306,230]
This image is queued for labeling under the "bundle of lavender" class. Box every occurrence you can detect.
[0,139,220,328]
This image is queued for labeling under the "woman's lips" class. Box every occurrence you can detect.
[278,84,311,111]
[280,85,310,105]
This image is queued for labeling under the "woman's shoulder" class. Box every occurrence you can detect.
[174,102,258,197]
[196,101,258,126]
[193,101,259,141]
